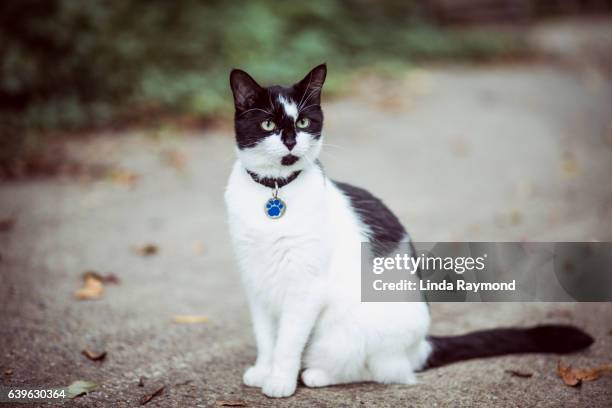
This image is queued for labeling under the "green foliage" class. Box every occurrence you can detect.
[0,0,522,140]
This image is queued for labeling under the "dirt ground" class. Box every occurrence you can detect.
[1,18,612,407]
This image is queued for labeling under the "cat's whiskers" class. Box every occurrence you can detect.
[298,103,319,113]
[297,74,314,110]
[239,107,272,117]
[301,152,316,167]
[298,86,322,111]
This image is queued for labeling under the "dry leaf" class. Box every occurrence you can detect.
[557,361,612,386]
[505,369,533,378]
[83,271,120,284]
[561,151,578,176]
[193,241,206,255]
[510,209,522,226]
[376,94,403,111]
[108,168,139,187]
[4,368,13,376]
[605,123,612,146]
[65,380,98,398]
[557,362,580,386]
[82,349,107,361]
[449,137,470,157]
[162,149,187,170]
[172,315,209,324]
[139,384,164,405]
[101,273,120,285]
[0,218,15,232]
[216,400,247,407]
[135,244,158,256]
[74,274,104,300]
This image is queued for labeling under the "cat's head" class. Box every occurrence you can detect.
[229,64,326,178]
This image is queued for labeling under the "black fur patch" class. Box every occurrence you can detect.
[281,154,299,166]
[246,170,301,189]
[333,181,408,256]
[424,324,594,370]
[229,65,326,150]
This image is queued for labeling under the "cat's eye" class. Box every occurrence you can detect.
[260,120,276,131]
[296,117,310,129]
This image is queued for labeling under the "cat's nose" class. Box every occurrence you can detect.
[282,135,297,151]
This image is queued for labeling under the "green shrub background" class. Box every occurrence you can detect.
[0,0,522,163]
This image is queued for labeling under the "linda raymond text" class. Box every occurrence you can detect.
[373,279,517,292]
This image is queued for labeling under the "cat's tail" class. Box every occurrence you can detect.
[423,324,594,370]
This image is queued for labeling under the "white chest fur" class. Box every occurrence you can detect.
[224,161,334,313]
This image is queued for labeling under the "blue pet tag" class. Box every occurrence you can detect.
[265,181,286,219]
[265,196,286,219]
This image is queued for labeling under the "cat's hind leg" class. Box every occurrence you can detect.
[409,339,432,371]
[301,322,371,387]
[301,368,335,387]
[301,367,372,388]
[367,351,417,385]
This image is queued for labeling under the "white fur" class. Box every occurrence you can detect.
[225,100,431,398]
[278,95,298,120]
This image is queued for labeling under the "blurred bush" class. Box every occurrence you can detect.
[0,0,524,165]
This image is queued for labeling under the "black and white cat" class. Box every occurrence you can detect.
[224,64,593,398]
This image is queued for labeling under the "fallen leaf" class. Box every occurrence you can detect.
[65,380,98,398]
[557,362,580,386]
[0,218,15,232]
[505,369,533,378]
[108,168,139,187]
[557,361,612,386]
[4,368,13,376]
[510,209,522,226]
[82,270,119,284]
[376,94,404,111]
[101,273,120,285]
[216,400,248,407]
[449,137,470,157]
[82,349,107,361]
[561,151,578,176]
[193,241,206,255]
[172,315,209,324]
[139,384,164,405]
[162,149,187,170]
[74,274,104,300]
[135,244,158,256]
[605,123,612,146]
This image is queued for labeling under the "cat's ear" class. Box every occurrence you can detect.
[295,63,327,105]
[230,69,263,111]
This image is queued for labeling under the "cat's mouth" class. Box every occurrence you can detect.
[281,154,300,166]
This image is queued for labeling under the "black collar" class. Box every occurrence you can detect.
[246,169,301,189]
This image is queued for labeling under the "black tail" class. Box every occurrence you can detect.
[423,324,594,370]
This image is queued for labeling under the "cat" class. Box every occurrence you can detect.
[224,64,594,398]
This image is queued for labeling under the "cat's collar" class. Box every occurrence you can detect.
[246,169,301,189]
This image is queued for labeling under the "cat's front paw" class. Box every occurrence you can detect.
[262,374,296,398]
[243,365,271,388]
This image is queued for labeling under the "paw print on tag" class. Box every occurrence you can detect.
[265,198,286,219]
